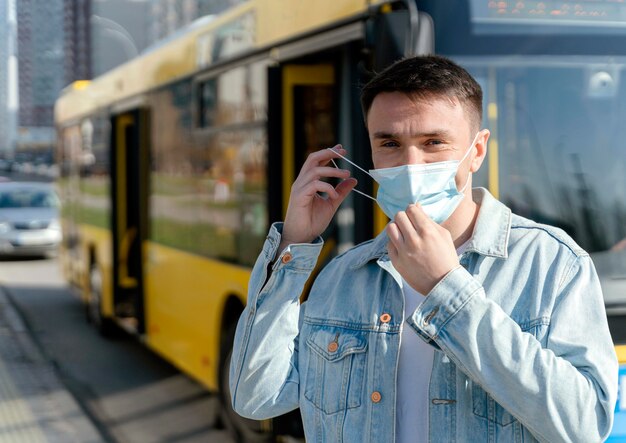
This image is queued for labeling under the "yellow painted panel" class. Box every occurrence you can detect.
[486,72,500,200]
[373,204,388,237]
[488,102,498,120]
[256,0,370,46]
[488,139,499,200]
[144,241,250,390]
[616,345,626,364]
[64,221,249,390]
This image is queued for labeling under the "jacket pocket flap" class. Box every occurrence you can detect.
[306,327,367,362]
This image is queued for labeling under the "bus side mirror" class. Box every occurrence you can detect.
[365,2,435,72]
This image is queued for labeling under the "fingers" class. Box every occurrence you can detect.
[302,179,341,199]
[391,204,439,249]
[386,221,404,248]
[387,237,398,261]
[296,146,352,189]
[393,210,416,243]
[300,166,350,184]
[293,146,356,200]
[335,177,357,198]
[405,203,431,231]
[303,144,345,169]
[327,177,357,210]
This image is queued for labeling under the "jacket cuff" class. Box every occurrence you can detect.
[263,222,324,273]
[407,266,483,340]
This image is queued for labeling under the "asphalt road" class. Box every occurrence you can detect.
[0,256,234,443]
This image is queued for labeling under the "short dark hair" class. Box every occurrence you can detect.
[360,55,483,131]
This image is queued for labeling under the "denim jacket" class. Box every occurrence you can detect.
[230,188,617,443]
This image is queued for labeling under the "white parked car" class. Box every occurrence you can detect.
[0,182,62,257]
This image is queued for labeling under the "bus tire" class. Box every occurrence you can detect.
[219,323,274,443]
[87,264,117,338]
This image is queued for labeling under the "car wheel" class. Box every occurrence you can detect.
[219,324,274,443]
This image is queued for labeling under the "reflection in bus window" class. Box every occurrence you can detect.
[152,64,268,266]
[462,58,626,319]
[199,61,268,128]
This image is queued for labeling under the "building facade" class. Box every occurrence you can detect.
[17,0,66,129]
[16,0,92,155]
[0,0,19,156]
[65,0,92,84]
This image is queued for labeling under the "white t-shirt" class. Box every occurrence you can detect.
[396,243,468,442]
[396,280,432,443]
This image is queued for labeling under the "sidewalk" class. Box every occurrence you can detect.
[0,287,105,443]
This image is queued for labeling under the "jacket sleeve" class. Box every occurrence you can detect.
[408,254,618,443]
[229,222,322,420]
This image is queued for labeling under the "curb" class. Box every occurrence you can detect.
[0,284,110,443]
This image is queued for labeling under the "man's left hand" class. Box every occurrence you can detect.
[387,203,460,295]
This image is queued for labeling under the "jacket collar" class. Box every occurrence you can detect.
[351,187,511,269]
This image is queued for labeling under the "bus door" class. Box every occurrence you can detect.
[278,65,339,266]
[110,109,149,334]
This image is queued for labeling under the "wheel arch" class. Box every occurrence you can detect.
[219,294,245,359]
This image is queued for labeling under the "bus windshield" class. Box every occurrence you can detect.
[420,0,626,340]
[463,56,626,256]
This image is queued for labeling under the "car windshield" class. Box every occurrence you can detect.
[0,189,59,209]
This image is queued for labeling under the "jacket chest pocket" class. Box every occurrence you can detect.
[304,325,367,415]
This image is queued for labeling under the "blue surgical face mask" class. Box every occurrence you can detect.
[330,132,479,223]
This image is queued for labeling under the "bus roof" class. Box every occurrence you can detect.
[55,0,383,125]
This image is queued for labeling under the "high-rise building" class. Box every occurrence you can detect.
[0,0,10,154]
[65,0,92,84]
[16,0,92,155]
[0,0,19,156]
[17,0,66,129]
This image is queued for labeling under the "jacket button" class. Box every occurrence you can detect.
[327,342,338,353]
[281,252,293,264]
[371,391,382,403]
[424,307,439,325]
[379,313,391,323]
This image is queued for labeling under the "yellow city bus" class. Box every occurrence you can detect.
[55,1,427,440]
[55,0,626,440]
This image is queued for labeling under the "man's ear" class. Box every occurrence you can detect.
[470,129,490,173]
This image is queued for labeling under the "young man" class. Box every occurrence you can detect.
[229,55,617,442]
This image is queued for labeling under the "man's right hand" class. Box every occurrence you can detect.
[278,145,357,253]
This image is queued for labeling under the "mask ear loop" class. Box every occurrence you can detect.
[458,131,481,193]
[326,148,378,203]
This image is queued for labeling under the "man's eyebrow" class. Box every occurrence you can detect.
[371,129,455,139]
[372,131,396,139]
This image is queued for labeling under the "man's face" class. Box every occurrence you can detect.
[367,91,476,172]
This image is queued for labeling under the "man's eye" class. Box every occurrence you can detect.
[426,140,444,146]
[381,141,400,148]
